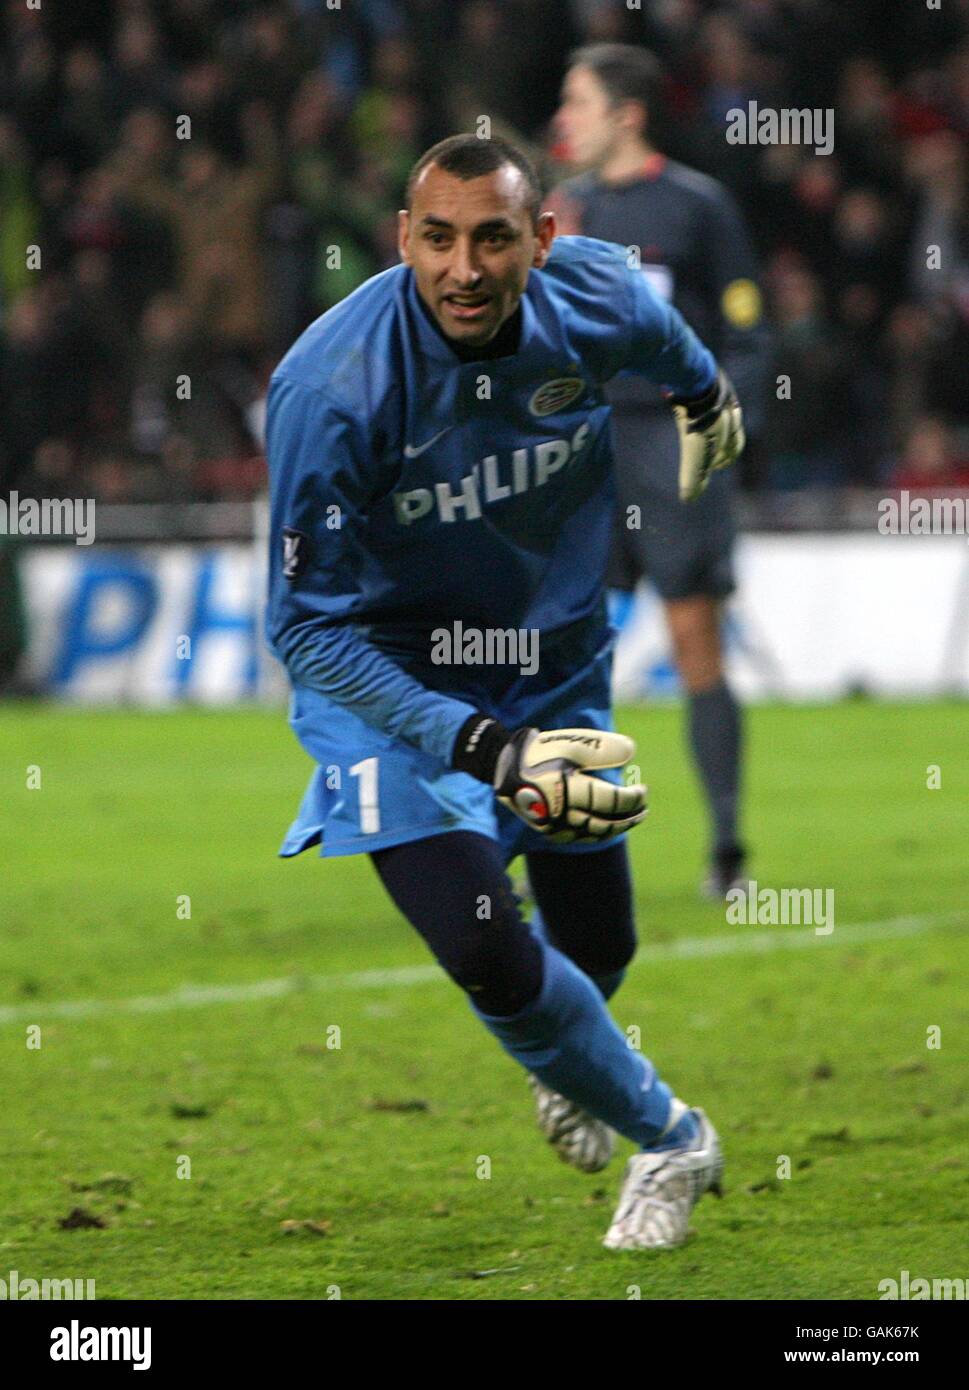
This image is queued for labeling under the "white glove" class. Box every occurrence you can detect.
[669,367,745,502]
[494,726,647,844]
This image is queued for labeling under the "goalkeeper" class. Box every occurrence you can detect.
[265,135,742,1250]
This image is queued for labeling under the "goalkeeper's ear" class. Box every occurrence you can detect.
[532,210,556,269]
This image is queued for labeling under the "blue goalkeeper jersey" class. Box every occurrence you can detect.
[265,234,716,766]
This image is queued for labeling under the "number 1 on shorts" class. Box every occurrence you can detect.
[350,757,380,833]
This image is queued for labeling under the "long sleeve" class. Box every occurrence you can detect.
[264,375,480,764]
[701,187,770,433]
[617,263,718,399]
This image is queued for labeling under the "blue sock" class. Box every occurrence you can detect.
[527,907,626,1001]
[645,1108,699,1152]
[471,939,673,1147]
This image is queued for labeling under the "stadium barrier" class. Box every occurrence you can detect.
[17,532,969,703]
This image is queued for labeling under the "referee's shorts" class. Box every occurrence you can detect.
[607,407,737,602]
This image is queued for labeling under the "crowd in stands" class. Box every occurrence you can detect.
[1,0,967,504]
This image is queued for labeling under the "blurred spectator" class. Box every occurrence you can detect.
[0,287,89,490]
[231,6,314,126]
[0,116,38,308]
[129,290,250,493]
[116,102,281,358]
[835,58,898,189]
[112,12,174,115]
[60,163,174,328]
[764,264,850,490]
[890,417,969,491]
[906,130,967,305]
[831,189,898,321]
[885,302,934,451]
[444,1,527,133]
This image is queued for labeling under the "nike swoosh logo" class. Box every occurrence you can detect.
[404,428,452,458]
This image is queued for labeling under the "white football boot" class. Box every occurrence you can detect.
[603,1104,724,1250]
[528,1074,615,1173]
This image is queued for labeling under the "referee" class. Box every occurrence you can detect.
[548,44,769,896]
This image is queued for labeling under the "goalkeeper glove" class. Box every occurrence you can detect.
[452,714,647,844]
[668,366,745,502]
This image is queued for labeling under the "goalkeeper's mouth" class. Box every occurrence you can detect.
[442,292,493,324]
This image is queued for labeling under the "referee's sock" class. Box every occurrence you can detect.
[471,939,674,1148]
[687,678,742,855]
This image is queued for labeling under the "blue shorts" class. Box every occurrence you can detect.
[279,625,627,864]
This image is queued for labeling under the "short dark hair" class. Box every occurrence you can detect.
[568,43,664,140]
[405,134,543,227]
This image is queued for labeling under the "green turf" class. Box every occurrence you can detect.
[1,700,967,1299]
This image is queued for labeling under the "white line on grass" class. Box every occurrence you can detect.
[0,913,961,1028]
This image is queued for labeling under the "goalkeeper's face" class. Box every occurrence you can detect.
[399,162,555,348]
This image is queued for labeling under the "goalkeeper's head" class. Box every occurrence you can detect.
[399,134,555,351]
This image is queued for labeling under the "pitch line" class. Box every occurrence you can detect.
[0,913,960,1027]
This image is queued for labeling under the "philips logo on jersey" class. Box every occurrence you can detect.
[392,422,592,526]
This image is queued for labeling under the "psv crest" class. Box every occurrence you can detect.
[528,377,585,417]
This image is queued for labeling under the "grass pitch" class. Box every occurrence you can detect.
[1,700,967,1300]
